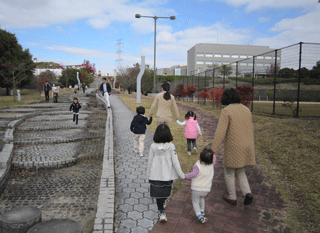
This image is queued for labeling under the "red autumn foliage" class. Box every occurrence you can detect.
[82,60,96,75]
[197,89,210,100]
[209,88,224,104]
[115,82,120,88]
[172,84,186,99]
[184,84,197,97]
[236,86,254,106]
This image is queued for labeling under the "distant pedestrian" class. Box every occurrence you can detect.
[149,83,180,127]
[211,88,256,206]
[147,124,185,222]
[43,81,51,101]
[82,83,86,93]
[52,84,59,103]
[130,106,152,157]
[99,77,111,109]
[176,110,202,155]
[70,97,81,125]
[185,148,216,224]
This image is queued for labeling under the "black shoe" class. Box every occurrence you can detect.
[244,193,253,205]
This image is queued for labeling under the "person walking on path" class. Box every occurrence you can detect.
[149,83,180,127]
[82,83,86,93]
[69,97,81,125]
[185,148,216,224]
[147,124,185,223]
[130,106,153,157]
[99,77,111,109]
[211,88,256,206]
[176,110,202,155]
[43,81,51,101]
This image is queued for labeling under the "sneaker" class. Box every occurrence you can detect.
[187,151,191,155]
[193,147,197,154]
[139,152,143,157]
[107,106,111,109]
[134,148,138,153]
[159,211,167,222]
[198,215,208,224]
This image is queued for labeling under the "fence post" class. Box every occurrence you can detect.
[223,65,226,89]
[251,56,255,112]
[212,69,215,89]
[296,42,303,118]
[273,50,278,115]
[198,73,200,104]
[205,71,207,89]
[236,62,238,87]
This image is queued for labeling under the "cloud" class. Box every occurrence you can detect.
[219,0,316,11]
[26,42,40,46]
[0,0,174,29]
[258,17,270,23]
[56,26,63,33]
[253,7,320,48]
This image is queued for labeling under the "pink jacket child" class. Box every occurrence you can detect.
[176,110,202,155]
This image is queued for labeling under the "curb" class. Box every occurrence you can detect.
[93,93,115,233]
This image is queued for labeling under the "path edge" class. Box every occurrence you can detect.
[93,93,115,233]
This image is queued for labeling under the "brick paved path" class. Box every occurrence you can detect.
[112,94,159,233]
[151,103,289,233]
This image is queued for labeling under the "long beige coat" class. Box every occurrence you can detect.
[212,104,256,168]
[148,91,180,119]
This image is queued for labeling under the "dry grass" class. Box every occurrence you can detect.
[119,93,320,233]
[0,89,71,107]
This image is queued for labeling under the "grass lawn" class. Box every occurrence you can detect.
[0,89,71,107]
[119,93,320,233]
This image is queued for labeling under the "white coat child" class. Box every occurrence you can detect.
[147,124,185,223]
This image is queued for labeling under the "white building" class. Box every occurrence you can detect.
[187,43,280,77]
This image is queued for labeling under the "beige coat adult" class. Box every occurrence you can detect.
[149,91,180,120]
[212,103,256,168]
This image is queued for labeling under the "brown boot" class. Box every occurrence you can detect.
[223,195,237,206]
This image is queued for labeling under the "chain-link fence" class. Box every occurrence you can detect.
[168,42,320,118]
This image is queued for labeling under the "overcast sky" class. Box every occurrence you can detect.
[1,0,319,74]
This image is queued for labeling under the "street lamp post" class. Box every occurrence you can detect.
[135,14,175,93]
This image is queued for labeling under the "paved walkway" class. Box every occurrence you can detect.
[112,96,290,233]
[112,94,159,233]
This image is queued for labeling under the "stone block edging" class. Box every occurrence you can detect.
[93,93,115,233]
[0,112,41,194]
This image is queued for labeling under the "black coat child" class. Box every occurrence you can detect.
[130,114,152,134]
[70,103,82,113]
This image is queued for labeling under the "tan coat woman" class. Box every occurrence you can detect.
[149,83,180,127]
[212,88,256,206]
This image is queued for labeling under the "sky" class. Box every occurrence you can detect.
[1,0,320,74]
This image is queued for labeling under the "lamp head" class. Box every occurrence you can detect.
[135,14,141,18]
[170,16,176,20]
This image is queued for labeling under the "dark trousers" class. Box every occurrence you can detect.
[156,198,166,211]
[187,139,197,152]
[73,114,79,124]
[45,91,49,101]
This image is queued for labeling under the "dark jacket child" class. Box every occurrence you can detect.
[147,124,185,223]
[185,148,216,224]
[70,97,81,125]
[130,106,152,156]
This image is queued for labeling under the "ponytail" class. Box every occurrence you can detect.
[162,83,171,101]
